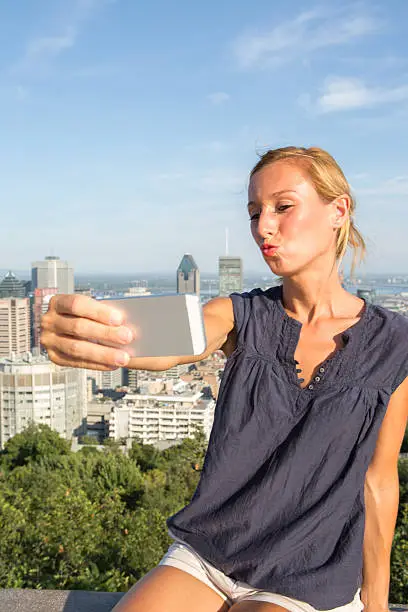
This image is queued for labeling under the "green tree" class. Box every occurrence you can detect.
[129,441,165,472]
[401,427,408,453]
[390,503,408,603]
[1,424,70,470]
[2,425,405,602]
[78,435,99,445]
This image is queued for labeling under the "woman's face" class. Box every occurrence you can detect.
[248,161,339,277]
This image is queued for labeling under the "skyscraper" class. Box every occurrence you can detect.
[31,256,74,294]
[218,256,243,296]
[86,367,123,392]
[177,254,200,295]
[0,271,26,298]
[0,298,30,357]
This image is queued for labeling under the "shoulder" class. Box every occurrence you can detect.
[229,286,280,338]
[230,286,278,317]
[367,302,408,338]
[366,304,408,392]
[230,285,279,304]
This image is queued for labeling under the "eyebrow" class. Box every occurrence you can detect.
[247,189,298,208]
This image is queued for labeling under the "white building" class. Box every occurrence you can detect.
[31,256,74,294]
[156,363,190,379]
[109,390,215,444]
[0,353,87,448]
[0,298,30,357]
[86,368,123,392]
[123,281,151,297]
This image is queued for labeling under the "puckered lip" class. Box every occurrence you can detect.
[261,243,279,249]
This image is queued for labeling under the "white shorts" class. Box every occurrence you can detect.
[159,536,364,611]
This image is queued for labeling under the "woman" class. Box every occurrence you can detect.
[41,147,408,612]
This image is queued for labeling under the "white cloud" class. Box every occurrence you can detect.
[207,92,230,105]
[197,169,246,195]
[349,172,370,181]
[12,0,114,76]
[15,85,29,102]
[356,175,408,197]
[316,77,408,112]
[26,29,76,61]
[233,6,380,69]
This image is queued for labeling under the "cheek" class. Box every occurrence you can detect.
[282,211,330,250]
[281,211,310,239]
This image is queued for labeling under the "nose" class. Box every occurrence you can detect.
[257,208,279,239]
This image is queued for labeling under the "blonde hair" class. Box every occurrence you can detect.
[250,146,366,278]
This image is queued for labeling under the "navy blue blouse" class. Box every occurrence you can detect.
[167,285,408,609]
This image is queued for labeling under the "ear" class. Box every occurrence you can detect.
[330,194,351,229]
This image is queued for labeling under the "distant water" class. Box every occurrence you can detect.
[93,282,408,301]
[349,285,408,296]
[200,284,408,300]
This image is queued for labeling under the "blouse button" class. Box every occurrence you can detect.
[308,384,314,390]
[314,376,321,382]
[319,367,325,373]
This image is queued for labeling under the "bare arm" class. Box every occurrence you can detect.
[361,375,408,611]
[126,296,235,371]
[41,294,235,372]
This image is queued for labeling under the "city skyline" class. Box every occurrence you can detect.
[2,266,408,284]
[1,1,408,274]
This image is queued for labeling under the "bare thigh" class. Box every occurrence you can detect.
[111,565,231,612]
[230,603,289,612]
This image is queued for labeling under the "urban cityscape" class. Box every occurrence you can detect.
[0,254,407,452]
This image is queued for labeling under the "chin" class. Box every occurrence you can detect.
[264,257,306,279]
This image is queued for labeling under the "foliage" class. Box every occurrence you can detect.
[78,435,99,445]
[0,424,201,592]
[401,427,408,453]
[390,502,408,603]
[389,458,408,603]
[1,423,70,470]
[0,424,406,604]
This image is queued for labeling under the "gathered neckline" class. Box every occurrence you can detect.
[272,284,370,340]
[266,284,371,391]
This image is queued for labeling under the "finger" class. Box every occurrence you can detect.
[47,347,120,372]
[51,294,125,326]
[49,334,131,367]
[51,314,134,347]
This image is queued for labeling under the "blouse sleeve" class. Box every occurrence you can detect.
[229,291,250,341]
[229,289,265,345]
[391,351,408,394]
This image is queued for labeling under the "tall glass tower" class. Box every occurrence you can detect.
[0,271,26,298]
[218,256,243,296]
[177,254,200,295]
[31,256,74,294]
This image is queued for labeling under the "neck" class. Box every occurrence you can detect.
[280,265,351,325]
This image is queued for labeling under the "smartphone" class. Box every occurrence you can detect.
[100,293,207,358]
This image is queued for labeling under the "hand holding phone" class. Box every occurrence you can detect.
[100,293,207,358]
[40,294,134,370]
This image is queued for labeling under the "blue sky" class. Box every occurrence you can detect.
[1,0,408,276]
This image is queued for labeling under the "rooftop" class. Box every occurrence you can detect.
[0,270,26,298]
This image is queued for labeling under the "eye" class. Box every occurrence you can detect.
[276,204,292,212]
[249,213,260,221]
